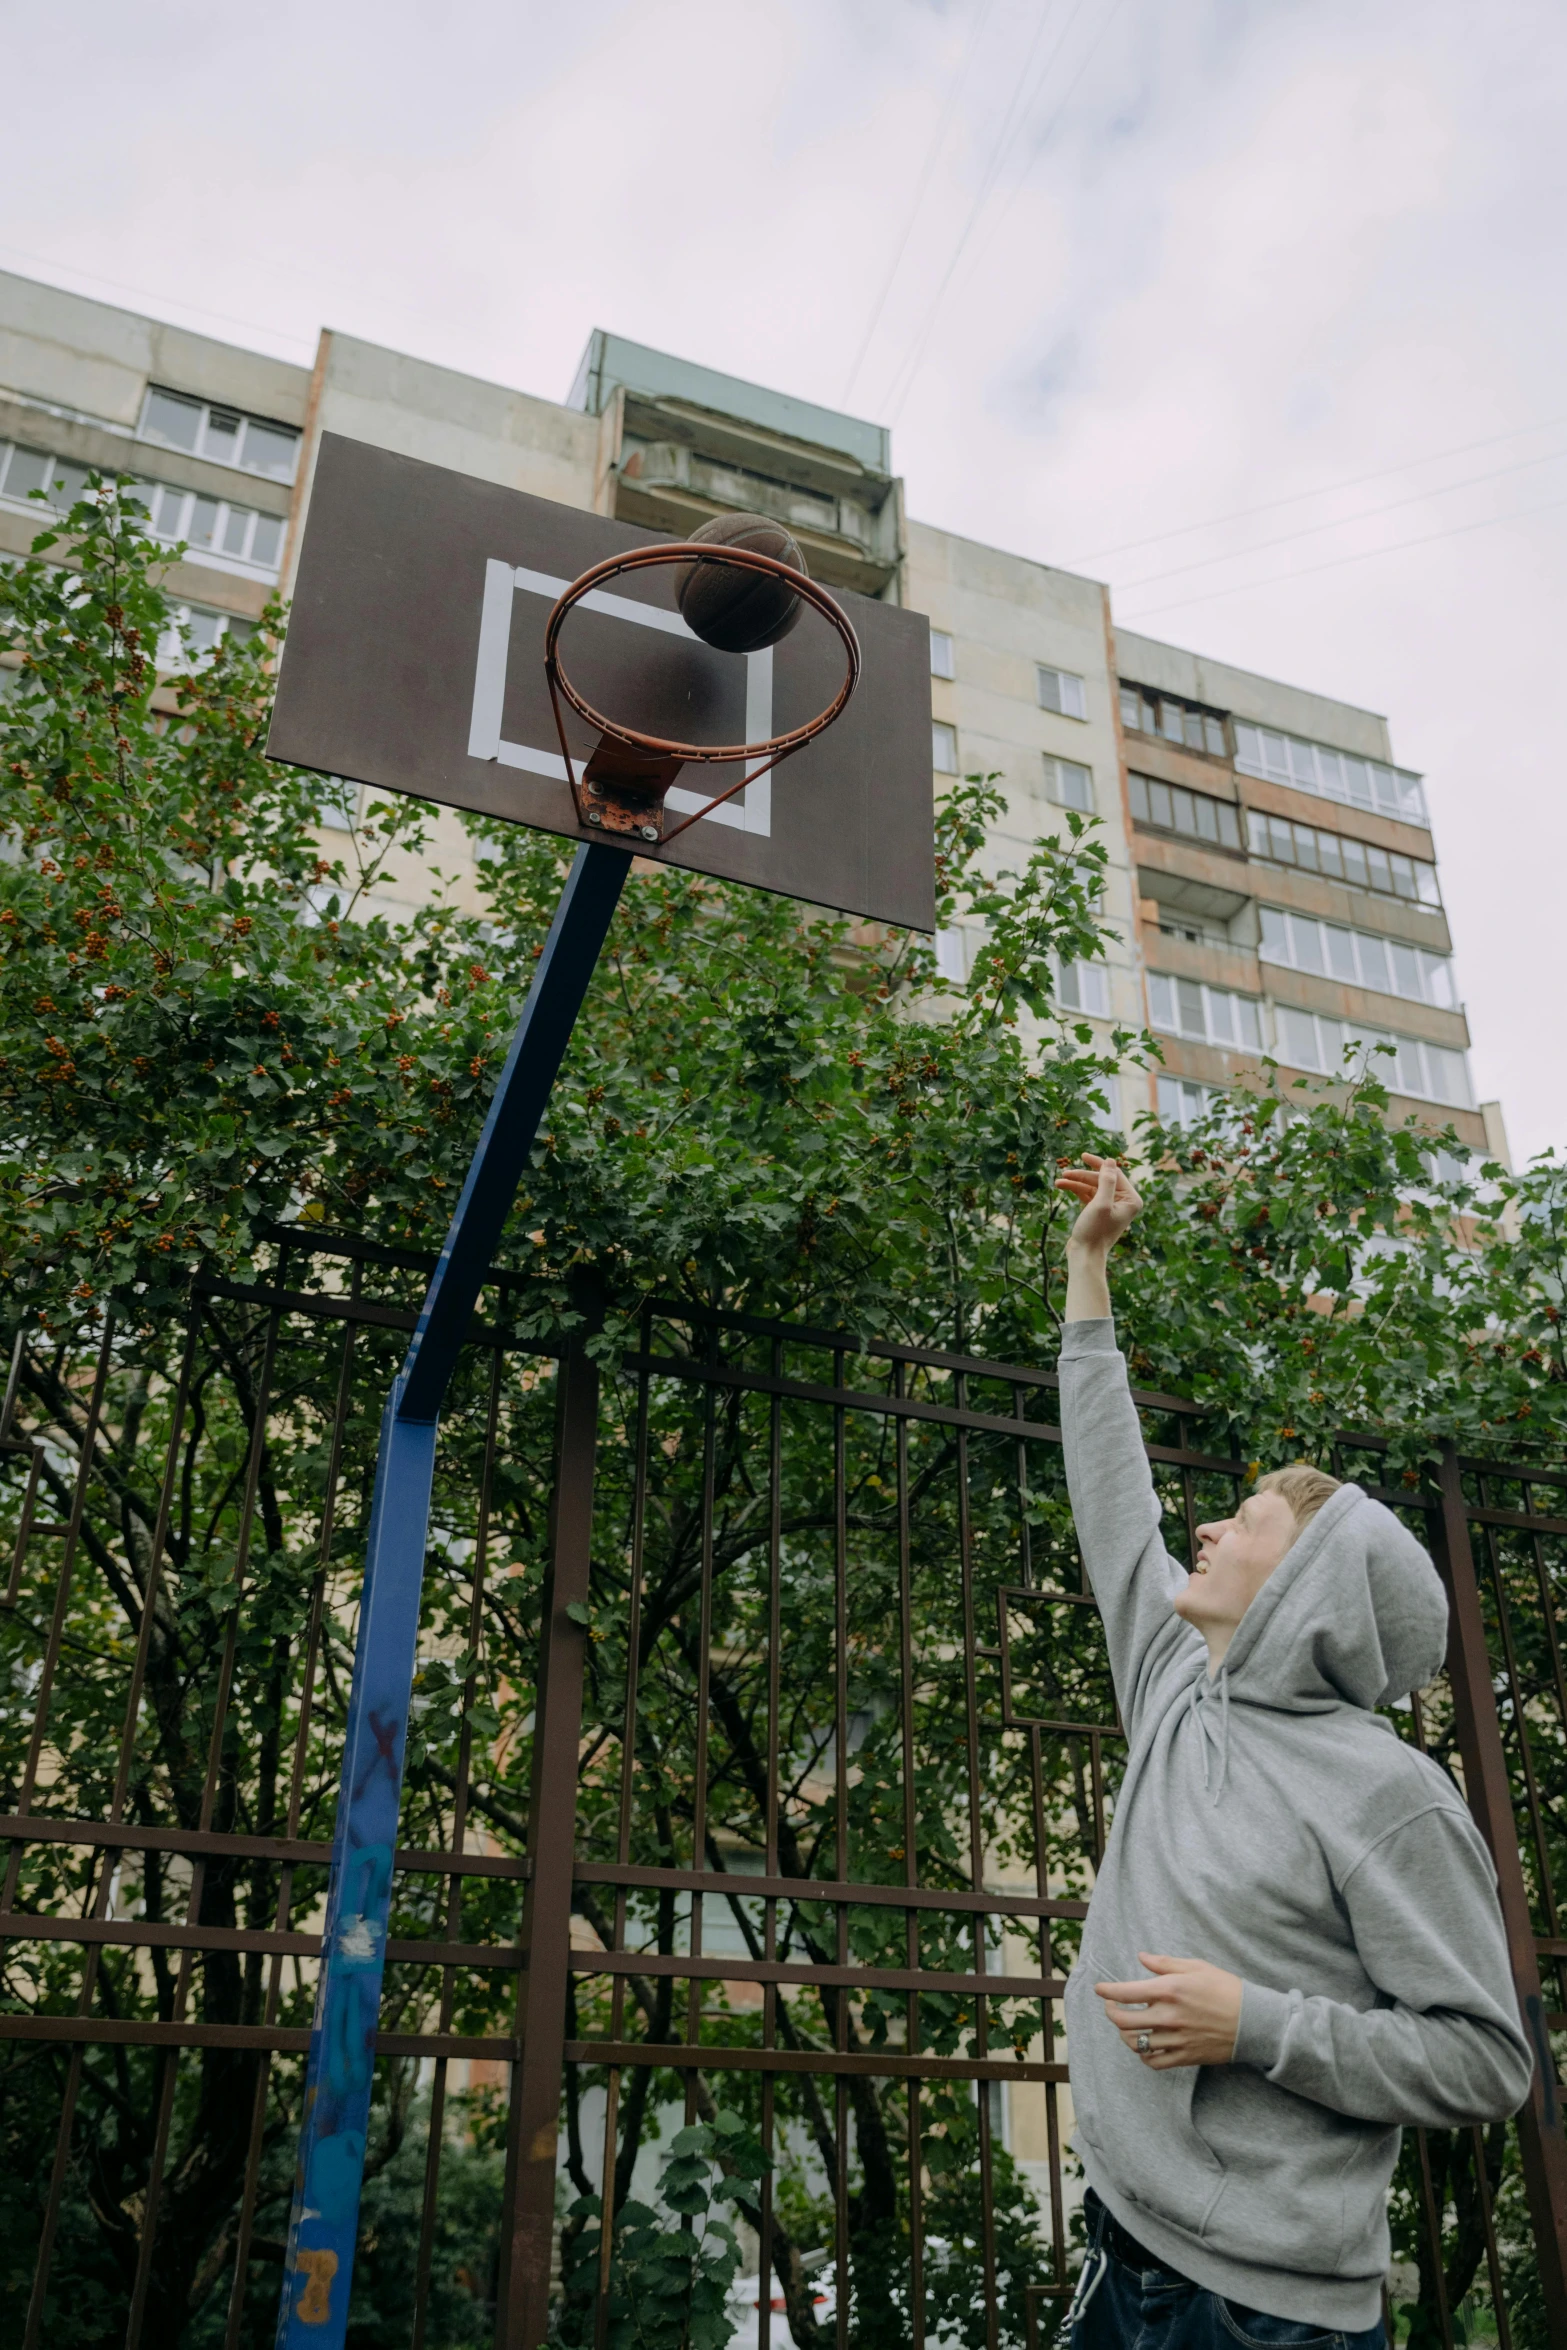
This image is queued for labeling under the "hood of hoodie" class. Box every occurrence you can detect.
[1215,1481,1449,1712]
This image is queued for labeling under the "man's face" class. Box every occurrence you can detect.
[1174,1490,1299,1638]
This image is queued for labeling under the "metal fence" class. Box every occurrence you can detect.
[0,1230,1563,2347]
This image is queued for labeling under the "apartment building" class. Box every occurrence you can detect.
[0,270,1496,1159]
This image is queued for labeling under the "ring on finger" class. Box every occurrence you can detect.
[1135,2030,1152,2055]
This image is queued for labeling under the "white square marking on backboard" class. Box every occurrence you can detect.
[467,559,772,837]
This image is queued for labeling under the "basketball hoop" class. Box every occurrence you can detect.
[543,542,861,846]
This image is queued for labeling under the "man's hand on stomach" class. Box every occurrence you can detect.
[1095,1951,1243,2070]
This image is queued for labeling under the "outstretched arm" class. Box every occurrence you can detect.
[1054,1158,1202,1733]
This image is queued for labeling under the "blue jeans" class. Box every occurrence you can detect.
[1069,2191,1386,2349]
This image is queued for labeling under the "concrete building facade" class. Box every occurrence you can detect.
[0,266,1497,1162]
[0,266,1507,2201]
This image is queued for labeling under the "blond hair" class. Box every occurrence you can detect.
[1256,1462,1342,1533]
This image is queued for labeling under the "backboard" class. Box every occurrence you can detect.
[267,434,936,930]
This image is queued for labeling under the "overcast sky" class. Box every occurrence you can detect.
[7,0,1564,1158]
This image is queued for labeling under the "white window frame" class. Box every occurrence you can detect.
[1233,720,1427,825]
[929,627,955,680]
[1147,972,1262,1050]
[136,386,301,485]
[1056,957,1110,1017]
[1044,755,1094,814]
[1245,807,1440,907]
[1129,771,1242,851]
[156,603,255,671]
[1157,1074,1219,1130]
[136,480,285,579]
[1271,1005,1471,1108]
[1258,904,1455,1010]
[932,720,959,774]
[934,926,969,984]
[1037,664,1087,721]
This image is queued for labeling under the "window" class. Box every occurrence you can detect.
[156,603,256,670]
[1147,972,1262,1050]
[1245,808,1439,906]
[138,386,301,483]
[316,777,359,832]
[0,448,286,579]
[1045,756,1094,813]
[935,927,968,983]
[1272,1007,1471,1107]
[932,721,959,773]
[1057,958,1109,1016]
[929,628,955,680]
[1120,682,1228,757]
[1158,1075,1220,1130]
[0,441,99,514]
[134,479,285,576]
[1233,720,1426,825]
[1259,905,1455,1009]
[1128,771,1242,850]
[1037,665,1087,720]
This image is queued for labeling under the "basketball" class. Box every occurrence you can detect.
[674,512,809,654]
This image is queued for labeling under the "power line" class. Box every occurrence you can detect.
[882,0,1132,424]
[1112,442,1567,592]
[1062,413,1567,567]
[0,240,318,355]
[840,0,1004,408]
[868,0,1088,420]
[1116,491,1567,621]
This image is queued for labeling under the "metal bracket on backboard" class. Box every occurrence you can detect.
[575,735,685,843]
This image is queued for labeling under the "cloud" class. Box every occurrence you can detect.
[5,0,1563,1154]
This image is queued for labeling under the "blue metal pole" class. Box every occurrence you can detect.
[276,842,630,2348]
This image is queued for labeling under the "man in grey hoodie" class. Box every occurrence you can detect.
[1052,1154,1532,2348]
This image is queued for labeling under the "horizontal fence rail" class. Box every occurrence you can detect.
[0,1238,1561,2346]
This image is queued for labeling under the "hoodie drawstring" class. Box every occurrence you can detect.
[1188,1664,1231,1804]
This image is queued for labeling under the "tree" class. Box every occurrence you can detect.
[2,485,1561,2348]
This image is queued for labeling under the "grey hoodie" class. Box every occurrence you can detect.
[1060,1318,1533,2331]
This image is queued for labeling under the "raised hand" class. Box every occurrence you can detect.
[1056,1153,1142,1260]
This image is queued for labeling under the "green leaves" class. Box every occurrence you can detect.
[558,2114,768,2349]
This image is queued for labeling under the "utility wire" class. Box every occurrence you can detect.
[1063,412,1567,567]
[1112,443,1567,592]
[840,0,1003,408]
[1117,491,1567,621]
[882,0,1131,425]
[868,0,1085,419]
[0,240,318,355]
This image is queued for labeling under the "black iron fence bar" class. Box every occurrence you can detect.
[0,1913,531,1967]
[0,1852,1091,1922]
[1478,1511,1561,1938]
[760,1337,783,2350]
[0,1813,535,1879]
[0,2017,519,2056]
[497,1323,600,2348]
[567,1953,1068,1998]
[646,1295,1209,1417]
[122,1280,288,2350]
[1467,1501,1567,1537]
[831,1343,850,2350]
[196,1272,530,1351]
[412,1344,508,2350]
[592,1331,653,2350]
[624,1346,1256,1472]
[229,1298,360,2350]
[1436,1448,1567,2337]
[564,2041,1069,2082]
